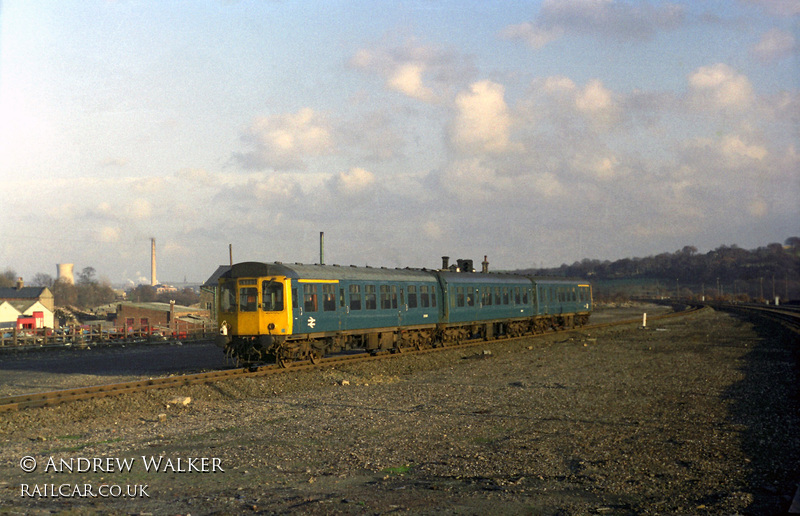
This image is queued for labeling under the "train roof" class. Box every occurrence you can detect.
[527,276,592,285]
[438,271,533,285]
[223,262,439,283]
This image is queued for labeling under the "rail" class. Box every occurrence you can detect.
[710,302,800,334]
[0,305,707,413]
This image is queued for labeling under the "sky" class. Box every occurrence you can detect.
[0,0,798,286]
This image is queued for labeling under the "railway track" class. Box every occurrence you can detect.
[712,302,800,334]
[0,305,706,413]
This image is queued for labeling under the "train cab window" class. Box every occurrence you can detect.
[365,285,377,310]
[420,285,430,307]
[323,284,336,311]
[349,284,361,310]
[514,287,521,305]
[220,280,236,311]
[292,288,298,309]
[240,287,258,312]
[408,286,418,308]
[262,280,284,311]
[303,284,318,312]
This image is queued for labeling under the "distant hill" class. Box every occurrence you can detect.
[515,238,800,302]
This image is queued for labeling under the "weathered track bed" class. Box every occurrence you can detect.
[1,304,797,515]
[0,305,697,413]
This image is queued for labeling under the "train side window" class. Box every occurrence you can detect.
[420,285,430,307]
[322,284,336,311]
[391,285,398,309]
[431,290,437,307]
[494,287,501,305]
[292,288,298,309]
[408,285,418,308]
[349,284,361,310]
[514,287,521,305]
[220,280,236,311]
[365,285,377,310]
[523,288,529,304]
[339,288,345,308]
[483,287,492,306]
[303,284,318,312]
[456,287,465,307]
[467,288,475,307]
[380,285,390,309]
[502,287,509,305]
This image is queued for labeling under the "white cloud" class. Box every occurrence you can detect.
[99,226,121,243]
[236,108,333,170]
[176,168,216,186]
[441,159,509,202]
[350,39,470,103]
[450,80,519,154]
[329,167,376,195]
[688,63,754,111]
[387,63,435,102]
[719,134,768,161]
[742,0,800,17]
[499,22,564,49]
[501,0,685,48]
[541,76,577,94]
[98,157,129,168]
[575,79,618,124]
[748,197,768,217]
[125,198,152,220]
[752,28,796,62]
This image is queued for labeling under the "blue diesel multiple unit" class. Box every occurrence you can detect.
[217,259,592,364]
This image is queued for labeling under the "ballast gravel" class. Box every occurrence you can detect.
[0,306,798,515]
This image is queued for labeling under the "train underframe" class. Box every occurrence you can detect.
[221,312,591,366]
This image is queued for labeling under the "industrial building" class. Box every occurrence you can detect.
[0,279,55,329]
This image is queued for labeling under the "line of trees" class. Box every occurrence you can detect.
[2,266,200,309]
[519,237,800,302]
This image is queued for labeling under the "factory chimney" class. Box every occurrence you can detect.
[151,238,157,287]
[482,255,489,273]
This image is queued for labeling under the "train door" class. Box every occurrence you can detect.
[293,281,341,334]
[236,279,260,335]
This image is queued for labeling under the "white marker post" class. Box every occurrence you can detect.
[642,313,647,328]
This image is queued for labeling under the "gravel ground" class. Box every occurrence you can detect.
[0,306,797,515]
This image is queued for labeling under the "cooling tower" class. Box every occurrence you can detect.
[57,263,75,285]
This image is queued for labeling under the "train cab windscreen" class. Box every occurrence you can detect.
[262,280,284,311]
